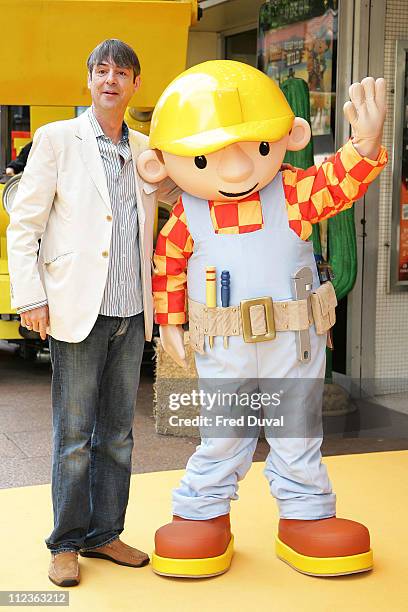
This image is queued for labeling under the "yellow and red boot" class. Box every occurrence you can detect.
[276,517,373,576]
[152,514,234,578]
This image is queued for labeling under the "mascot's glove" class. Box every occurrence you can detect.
[159,325,188,370]
[343,77,386,159]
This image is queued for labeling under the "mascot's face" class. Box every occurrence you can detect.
[137,117,310,200]
[161,138,289,201]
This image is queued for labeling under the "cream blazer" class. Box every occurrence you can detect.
[7,111,178,343]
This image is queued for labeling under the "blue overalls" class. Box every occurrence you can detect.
[172,173,336,521]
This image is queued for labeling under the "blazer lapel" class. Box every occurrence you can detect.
[76,111,111,212]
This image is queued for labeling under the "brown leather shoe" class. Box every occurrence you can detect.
[80,538,149,568]
[277,517,373,576]
[48,552,80,587]
[152,514,233,577]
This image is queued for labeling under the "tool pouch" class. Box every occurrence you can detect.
[187,299,241,354]
[310,281,337,335]
[188,299,206,354]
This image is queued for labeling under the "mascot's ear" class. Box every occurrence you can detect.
[287,117,311,152]
[137,149,168,183]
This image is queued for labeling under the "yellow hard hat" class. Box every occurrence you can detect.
[149,60,294,156]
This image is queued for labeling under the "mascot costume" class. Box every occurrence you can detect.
[137,61,387,578]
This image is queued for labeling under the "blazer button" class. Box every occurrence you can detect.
[106,215,112,222]
[102,251,109,258]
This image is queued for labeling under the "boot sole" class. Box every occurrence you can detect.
[152,535,234,578]
[275,536,373,576]
[48,575,79,587]
[79,550,149,568]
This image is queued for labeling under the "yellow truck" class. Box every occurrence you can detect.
[0,179,24,348]
[0,0,197,357]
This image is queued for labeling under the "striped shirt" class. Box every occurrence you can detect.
[89,109,143,317]
[17,110,143,317]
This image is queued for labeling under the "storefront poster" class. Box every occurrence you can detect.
[398,144,408,282]
[398,183,408,281]
[391,40,408,289]
[258,5,337,136]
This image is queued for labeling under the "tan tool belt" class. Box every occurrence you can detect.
[188,281,337,354]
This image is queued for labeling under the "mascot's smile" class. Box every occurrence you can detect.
[218,183,258,198]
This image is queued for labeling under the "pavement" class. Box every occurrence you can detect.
[1,340,408,489]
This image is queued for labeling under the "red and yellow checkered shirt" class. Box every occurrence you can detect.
[153,140,387,324]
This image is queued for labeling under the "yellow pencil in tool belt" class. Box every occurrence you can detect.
[206,266,216,348]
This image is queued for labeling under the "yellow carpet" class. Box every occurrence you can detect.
[1,451,408,612]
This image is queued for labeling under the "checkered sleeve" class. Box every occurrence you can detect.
[282,139,388,240]
[152,195,194,325]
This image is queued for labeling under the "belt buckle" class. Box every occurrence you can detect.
[240,297,276,343]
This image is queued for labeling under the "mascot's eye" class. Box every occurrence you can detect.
[194,155,207,169]
[259,142,270,156]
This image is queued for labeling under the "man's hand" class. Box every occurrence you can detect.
[5,167,15,177]
[343,77,386,160]
[159,324,187,370]
[20,305,49,340]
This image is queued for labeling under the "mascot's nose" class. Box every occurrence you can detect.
[217,144,254,183]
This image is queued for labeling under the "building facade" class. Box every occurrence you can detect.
[189,0,408,395]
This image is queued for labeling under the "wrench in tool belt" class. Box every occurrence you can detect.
[291,267,313,363]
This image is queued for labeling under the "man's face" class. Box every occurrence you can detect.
[88,59,140,113]
[162,138,290,201]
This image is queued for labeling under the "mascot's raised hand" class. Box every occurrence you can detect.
[343,77,386,159]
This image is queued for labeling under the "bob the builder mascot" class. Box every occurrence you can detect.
[137,61,387,578]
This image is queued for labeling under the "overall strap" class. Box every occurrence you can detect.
[181,191,214,242]
[259,172,289,230]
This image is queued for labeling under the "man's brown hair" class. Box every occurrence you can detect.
[87,39,141,82]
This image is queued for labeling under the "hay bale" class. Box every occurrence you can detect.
[153,335,200,437]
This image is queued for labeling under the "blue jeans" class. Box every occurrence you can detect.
[46,314,145,553]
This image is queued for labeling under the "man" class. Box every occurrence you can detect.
[7,39,177,587]
[5,141,32,176]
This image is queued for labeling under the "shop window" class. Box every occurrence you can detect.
[225,30,258,67]
[257,0,338,162]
